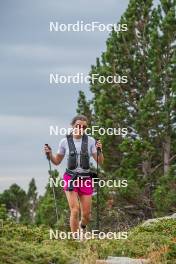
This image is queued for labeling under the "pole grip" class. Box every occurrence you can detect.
[96,138,101,155]
[45,144,51,160]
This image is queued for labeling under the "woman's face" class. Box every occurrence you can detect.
[72,119,87,136]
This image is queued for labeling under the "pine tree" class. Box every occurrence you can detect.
[27,178,38,224]
[77,91,93,125]
[76,0,176,220]
[35,170,68,227]
[0,184,29,223]
[149,0,176,175]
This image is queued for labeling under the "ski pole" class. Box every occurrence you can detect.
[45,144,59,224]
[96,139,101,231]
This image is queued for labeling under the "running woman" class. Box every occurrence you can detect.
[44,115,104,234]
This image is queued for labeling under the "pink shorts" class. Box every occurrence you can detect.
[63,172,93,196]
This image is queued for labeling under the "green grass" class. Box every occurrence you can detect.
[0,219,176,264]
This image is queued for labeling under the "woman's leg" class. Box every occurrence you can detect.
[79,195,92,226]
[65,191,80,232]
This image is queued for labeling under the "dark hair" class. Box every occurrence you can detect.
[71,115,88,126]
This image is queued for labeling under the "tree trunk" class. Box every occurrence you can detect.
[163,135,171,175]
[31,201,36,224]
[142,151,151,177]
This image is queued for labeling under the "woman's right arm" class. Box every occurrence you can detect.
[44,145,64,165]
[51,153,64,165]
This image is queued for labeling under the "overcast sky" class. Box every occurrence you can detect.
[0,0,135,195]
